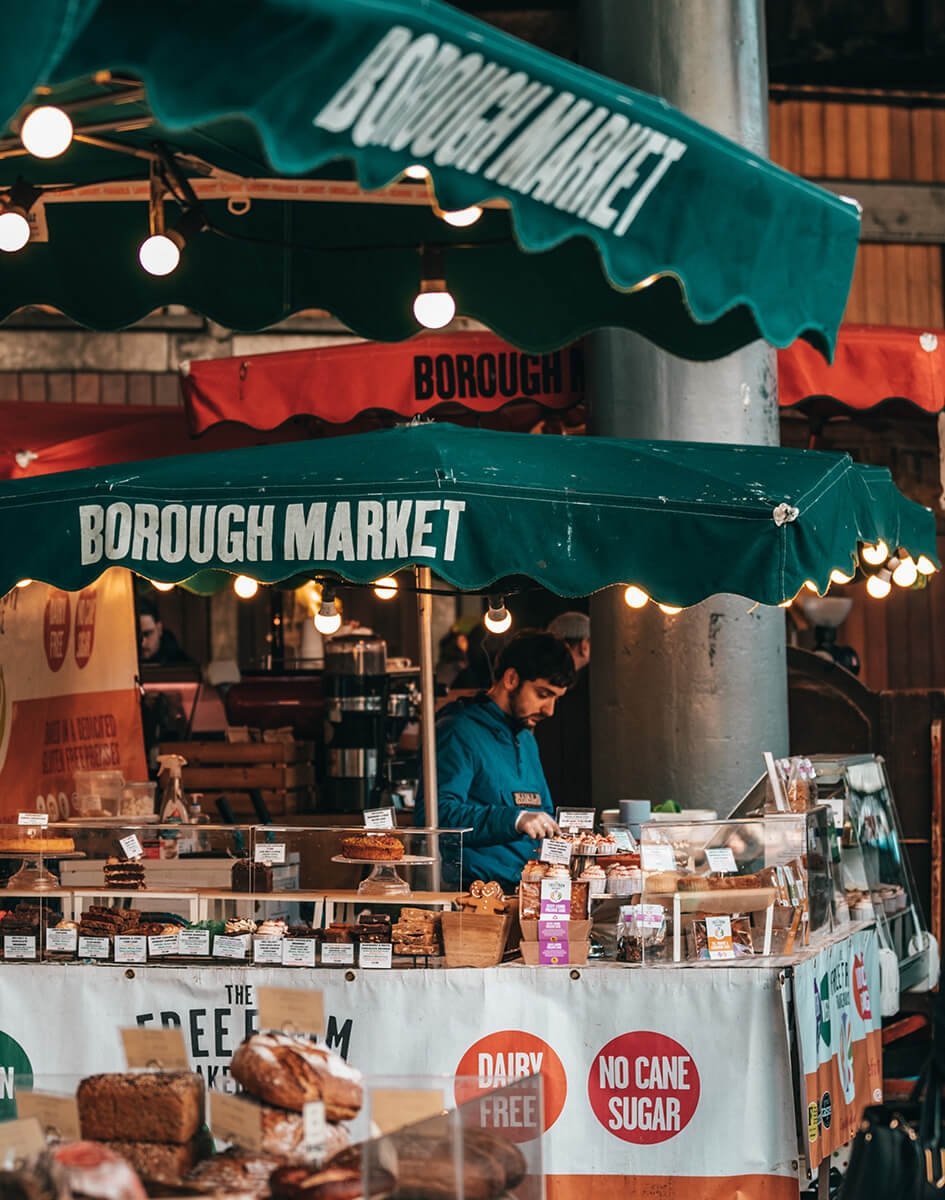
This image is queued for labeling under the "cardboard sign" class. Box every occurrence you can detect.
[539,878,571,917]
[119,833,143,859]
[539,939,569,965]
[16,1091,81,1140]
[540,837,572,865]
[210,1090,262,1151]
[371,1087,444,1135]
[258,987,325,1036]
[303,1100,328,1160]
[321,943,354,965]
[178,929,211,956]
[46,928,77,953]
[17,812,48,826]
[121,1025,189,1070]
[536,919,569,941]
[77,936,109,959]
[705,915,736,961]
[114,935,147,963]
[0,1116,46,1165]
[3,936,36,960]
[283,939,317,968]
[640,842,676,872]
[254,843,286,865]
[556,808,595,831]
[705,847,738,875]
[363,807,396,829]
[359,944,393,969]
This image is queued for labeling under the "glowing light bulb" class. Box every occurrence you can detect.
[15,579,31,588]
[374,577,398,600]
[804,580,819,593]
[314,607,342,636]
[778,598,793,608]
[917,555,936,575]
[151,580,175,592]
[484,600,512,634]
[0,209,30,252]
[404,165,430,180]
[413,286,456,329]
[440,206,482,227]
[623,586,649,609]
[658,604,682,615]
[138,233,181,276]
[830,569,853,585]
[893,556,918,588]
[866,573,891,599]
[21,106,73,159]
[233,575,258,599]
[861,541,889,566]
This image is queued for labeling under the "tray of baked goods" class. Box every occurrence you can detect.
[643,871,778,914]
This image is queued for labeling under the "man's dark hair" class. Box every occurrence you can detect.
[495,630,576,689]
[135,596,160,623]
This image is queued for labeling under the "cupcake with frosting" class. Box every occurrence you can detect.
[579,864,607,895]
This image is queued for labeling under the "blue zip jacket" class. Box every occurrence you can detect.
[415,694,552,890]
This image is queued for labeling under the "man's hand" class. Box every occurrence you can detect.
[515,811,560,839]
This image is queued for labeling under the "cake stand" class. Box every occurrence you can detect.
[1,850,84,891]
[330,854,434,896]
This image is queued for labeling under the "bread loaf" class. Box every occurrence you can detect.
[329,1130,516,1200]
[248,1098,352,1161]
[185,1149,281,1198]
[270,1164,395,1199]
[77,1072,204,1144]
[105,1136,203,1180]
[231,1034,363,1119]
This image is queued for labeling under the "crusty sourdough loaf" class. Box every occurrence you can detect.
[246,1097,352,1162]
[104,1136,204,1181]
[230,1034,362,1120]
[77,1072,204,1145]
[186,1149,282,1198]
[269,1164,395,1199]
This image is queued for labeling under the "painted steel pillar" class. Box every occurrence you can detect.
[580,0,790,812]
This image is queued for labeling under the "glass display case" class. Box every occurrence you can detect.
[0,821,465,968]
[626,811,835,965]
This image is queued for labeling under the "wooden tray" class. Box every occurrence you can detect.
[440,911,513,967]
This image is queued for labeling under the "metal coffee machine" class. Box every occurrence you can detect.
[322,635,420,812]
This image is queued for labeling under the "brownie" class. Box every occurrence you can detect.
[77,1072,204,1144]
[105,1136,204,1180]
[232,859,273,893]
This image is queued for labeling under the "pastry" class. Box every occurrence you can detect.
[270,1164,395,1199]
[242,1098,352,1163]
[102,1136,204,1180]
[230,1033,363,1119]
[0,834,75,854]
[104,856,146,890]
[287,925,320,939]
[257,919,289,938]
[578,864,607,895]
[357,913,392,944]
[232,859,274,892]
[185,1149,281,1198]
[341,834,404,861]
[77,1072,204,1144]
[53,1142,146,1200]
[225,917,257,935]
[322,924,355,944]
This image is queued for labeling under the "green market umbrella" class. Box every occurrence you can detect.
[0,422,933,606]
[0,0,859,359]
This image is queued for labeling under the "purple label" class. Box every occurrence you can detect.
[539,898,571,917]
[537,919,569,940]
[539,939,569,965]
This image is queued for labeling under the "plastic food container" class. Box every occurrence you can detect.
[73,769,124,816]
[120,781,157,817]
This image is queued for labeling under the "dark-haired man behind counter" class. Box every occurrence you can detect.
[415,630,576,891]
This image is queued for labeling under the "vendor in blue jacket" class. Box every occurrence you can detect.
[416,630,576,891]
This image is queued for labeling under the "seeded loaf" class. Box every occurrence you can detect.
[230,1034,362,1120]
[77,1071,204,1144]
[105,1135,204,1180]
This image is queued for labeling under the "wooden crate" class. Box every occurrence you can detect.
[158,740,316,817]
[440,912,513,967]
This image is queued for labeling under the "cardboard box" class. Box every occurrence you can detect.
[518,919,592,942]
[520,940,590,966]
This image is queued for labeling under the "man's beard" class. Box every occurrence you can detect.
[509,684,546,731]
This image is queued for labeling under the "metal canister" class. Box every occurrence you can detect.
[322,636,388,811]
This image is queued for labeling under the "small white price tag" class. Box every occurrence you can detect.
[359,943,393,969]
[363,807,396,829]
[705,847,738,874]
[119,833,143,859]
[640,842,676,872]
[283,939,317,967]
[114,935,147,963]
[540,837,572,865]
[303,1100,328,1161]
[46,928,77,953]
[17,812,48,826]
[3,935,36,960]
[253,936,284,964]
[148,934,180,957]
[321,943,354,965]
[78,936,110,959]
[213,935,249,960]
[556,808,595,831]
[254,843,286,865]
[178,929,211,956]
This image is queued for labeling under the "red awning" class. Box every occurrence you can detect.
[182,332,584,434]
[778,324,945,415]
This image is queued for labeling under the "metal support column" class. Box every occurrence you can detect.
[417,565,441,887]
[580,0,789,812]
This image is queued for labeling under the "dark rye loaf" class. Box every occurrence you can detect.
[77,1071,204,1144]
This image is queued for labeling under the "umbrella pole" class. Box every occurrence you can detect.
[417,565,441,889]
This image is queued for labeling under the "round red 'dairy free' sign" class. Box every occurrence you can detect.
[454,1030,567,1139]
[588,1031,700,1145]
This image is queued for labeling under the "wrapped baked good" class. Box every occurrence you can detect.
[77,1072,204,1144]
[231,1034,363,1119]
[616,904,667,963]
[53,1141,147,1200]
[688,914,754,960]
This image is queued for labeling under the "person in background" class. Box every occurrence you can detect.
[416,630,576,890]
[435,627,469,689]
[136,597,193,667]
[535,611,591,807]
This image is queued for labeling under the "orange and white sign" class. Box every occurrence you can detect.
[455,1030,567,1138]
[0,568,146,819]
